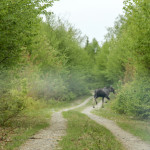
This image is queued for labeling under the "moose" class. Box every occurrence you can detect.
[93,86,115,108]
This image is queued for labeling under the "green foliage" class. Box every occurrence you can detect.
[28,15,91,100]
[0,0,149,133]
[123,0,150,70]
[94,41,112,86]
[85,38,100,58]
[0,1,100,149]
[90,0,150,118]
[0,0,55,67]
[67,71,89,97]
[114,76,150,118]
[0,68,13,94]
[0,91,25,126]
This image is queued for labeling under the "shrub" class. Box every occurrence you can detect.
[0,90,25,126]
[113,76,150,119]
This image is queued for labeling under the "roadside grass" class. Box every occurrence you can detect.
[0,95,90,150]
[92,99,150,144]
[1,108,51,150]
[59,111,125,150]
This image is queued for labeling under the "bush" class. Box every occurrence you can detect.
[113,76,150,119]
[0,90,25,126]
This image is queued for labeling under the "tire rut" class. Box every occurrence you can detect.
[82,100,150,150]
[18,112,67,150]
[18,96,150,150]
[18,97,92,150]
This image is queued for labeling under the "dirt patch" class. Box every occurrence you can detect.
[82,101,150,150]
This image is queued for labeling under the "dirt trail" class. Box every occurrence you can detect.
[18,96,150,150]
[82,100,150,150]
[18,112,67,150]
[18,97,92,150]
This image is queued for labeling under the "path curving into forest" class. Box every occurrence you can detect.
[82,100,150,150]
[18,96,150,150]
[18,97,92,150]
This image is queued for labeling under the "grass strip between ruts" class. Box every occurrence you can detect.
[59,110,125,150]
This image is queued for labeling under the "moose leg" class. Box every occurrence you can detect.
[104,96,110,104]
[93,98,95,108]
[102,97,104,108]
[106,96,110,100]
[93,97,98,108]
[95,98,98,105]
[105,96,110,103]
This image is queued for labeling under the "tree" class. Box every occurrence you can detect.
[0,0,55,67]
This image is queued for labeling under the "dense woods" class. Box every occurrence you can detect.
[0,0,150,136]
